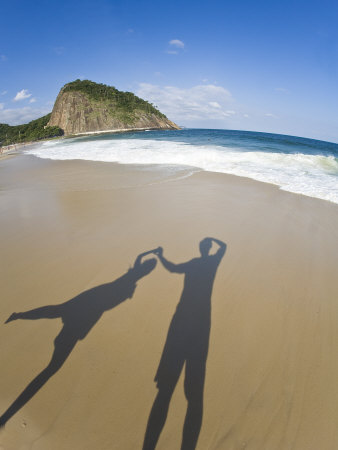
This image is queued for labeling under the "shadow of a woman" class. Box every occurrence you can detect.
[0,250,157,427]
[143,238,226,450]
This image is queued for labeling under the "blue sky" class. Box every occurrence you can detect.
[1,0,337,142]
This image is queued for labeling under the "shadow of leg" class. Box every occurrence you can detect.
[0,332,77,427]
[143,387,175,450]
[180,360,206,450]
[181,397,203,450]
[143,337,185,450]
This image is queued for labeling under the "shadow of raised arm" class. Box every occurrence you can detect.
[143,237,227,450]
[154,247,188,274]
[0,248,158,428]
[208,237,226,259]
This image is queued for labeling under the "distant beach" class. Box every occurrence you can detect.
[1,141,338,448]
[0,141,43,159]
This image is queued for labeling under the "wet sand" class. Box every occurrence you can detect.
[1,154,338,450]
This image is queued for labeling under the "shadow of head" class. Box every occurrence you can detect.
[199,238,212,257]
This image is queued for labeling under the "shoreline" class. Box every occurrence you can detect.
[1,128,337,206]
[71,125,178,136]
[5,149,338,207]
[0,141,36,157]
[0,126,179,158]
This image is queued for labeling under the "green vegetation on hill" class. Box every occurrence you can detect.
[0,114,63,147]
[63,79,167,122]
[0,80,173,147]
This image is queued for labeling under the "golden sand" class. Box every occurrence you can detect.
[1,155,338,449]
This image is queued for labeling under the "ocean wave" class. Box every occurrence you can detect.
[26,136,338,204]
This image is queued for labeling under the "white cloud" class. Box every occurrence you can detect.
[136,83,234,122]
[29,98,37,103]
[0,54,7,61]
[208,101,221,109]
[265,113,277,118]
[13,89,32,102]
[169,39,184,48]
[1,90,7,96]
[0,106,51,125]
[0,103,4,110]
[166,50,178,55]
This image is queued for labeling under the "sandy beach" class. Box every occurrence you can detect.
[1,153,338,450]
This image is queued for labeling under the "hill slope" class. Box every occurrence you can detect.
[0,114,63,146]
[47,79,179,135]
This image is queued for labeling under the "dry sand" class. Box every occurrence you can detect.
[0,154,338,450]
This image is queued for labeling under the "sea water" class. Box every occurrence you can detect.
[26,129,338,204]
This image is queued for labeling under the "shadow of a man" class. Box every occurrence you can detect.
[143,238,226,450]
[0,250,157,427]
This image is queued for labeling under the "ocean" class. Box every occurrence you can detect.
[26,129,338,204]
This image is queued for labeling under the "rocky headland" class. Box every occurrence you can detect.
[0,79,179,147]
[47,79,179,136]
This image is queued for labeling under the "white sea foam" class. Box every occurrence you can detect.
[26,137,338,204]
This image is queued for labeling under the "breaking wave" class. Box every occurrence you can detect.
[26,129,338,204]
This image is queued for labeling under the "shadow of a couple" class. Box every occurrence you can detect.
[1,237,226,450]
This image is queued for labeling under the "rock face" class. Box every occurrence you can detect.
[48,85,179,136]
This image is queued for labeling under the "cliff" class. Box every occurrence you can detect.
[47,80,179,135]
